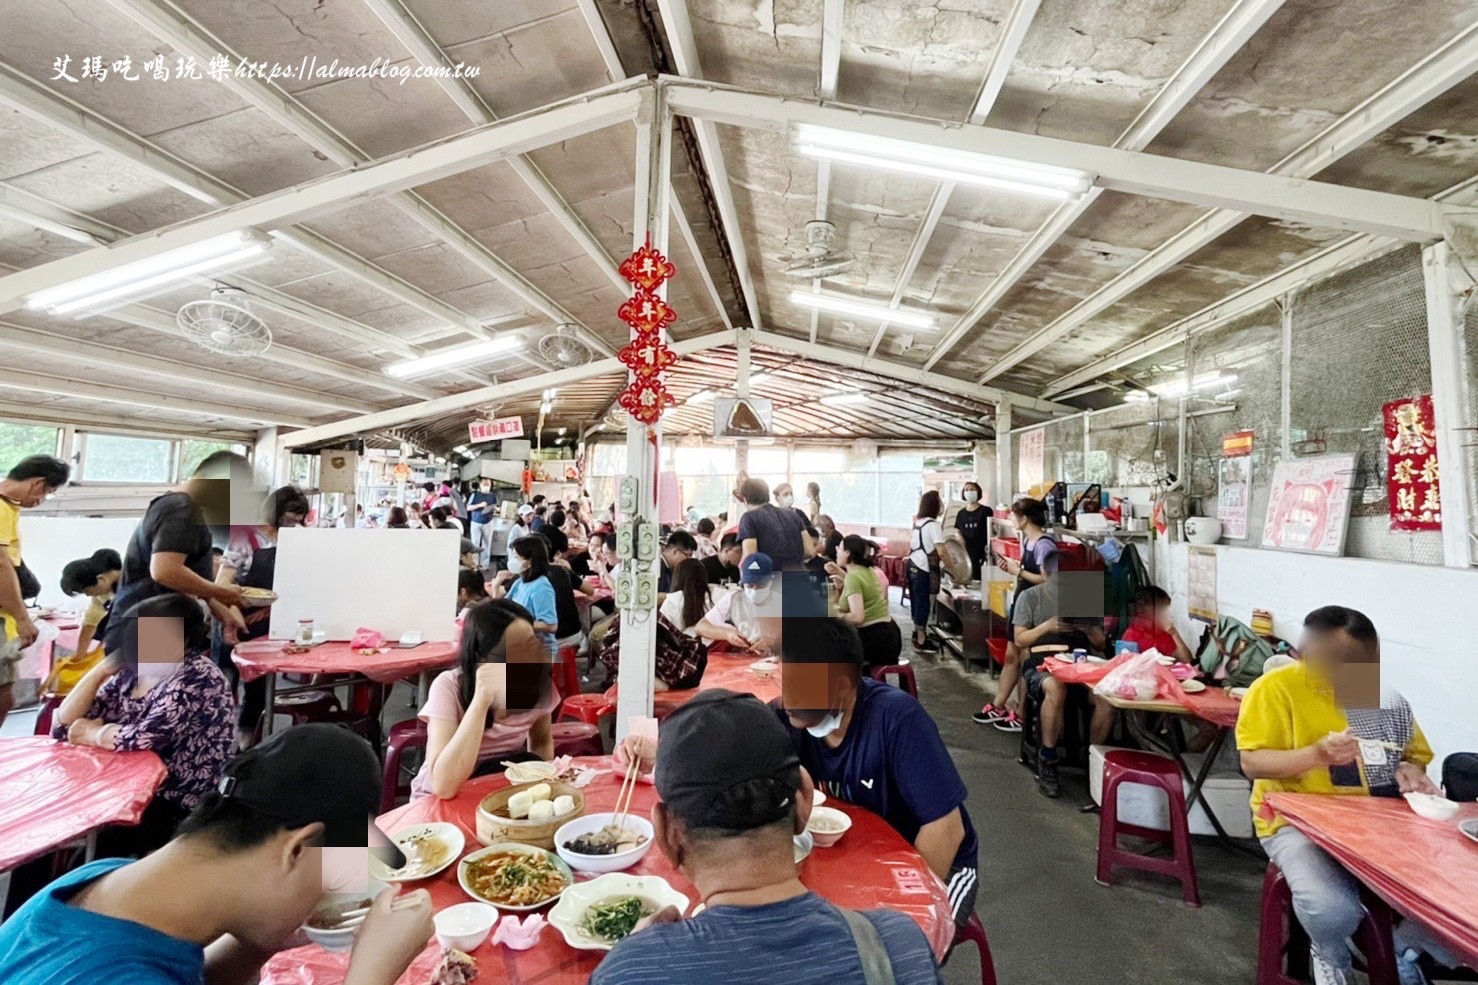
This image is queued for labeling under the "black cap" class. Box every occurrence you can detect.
[216,724,381,847]
[655,690,800,831]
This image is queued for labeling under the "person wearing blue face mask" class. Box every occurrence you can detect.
[775,618,979,929]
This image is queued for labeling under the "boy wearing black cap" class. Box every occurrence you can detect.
[0,724,433,985]
[777,618,979,927]
[594,690,941,985]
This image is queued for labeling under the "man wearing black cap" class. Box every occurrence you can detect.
[777,618,979,928]
[593,690,940,984]
[0,725,433,985]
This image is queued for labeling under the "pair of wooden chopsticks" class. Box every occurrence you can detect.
[612,753,641,833]
[333,893,424,928]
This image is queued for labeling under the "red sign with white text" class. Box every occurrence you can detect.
[468,417,524,443]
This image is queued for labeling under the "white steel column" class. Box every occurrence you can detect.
[1279,294,1294,460]
[995,399,1014,508]
[734,329,752,484]
[1422,240,1475,568]
[615,86,675,736]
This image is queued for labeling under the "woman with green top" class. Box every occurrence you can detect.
[831,535,901,671]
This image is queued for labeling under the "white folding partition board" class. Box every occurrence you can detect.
[269,528,459,642]
[21,517,141,609]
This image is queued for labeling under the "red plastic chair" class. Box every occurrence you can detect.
[33,692,62,736]
[379,718,428,815]
[554,645,582,718]
[1095,749,1200,907]
[558,693,615,726]
[551,721,603,758]
[949,913,999,985]
[274,689,342,726]
[870,663,918,698]
[1257,863,1398,985]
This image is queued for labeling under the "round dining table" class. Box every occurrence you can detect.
[602,649,782,720]
[260,759,955,984]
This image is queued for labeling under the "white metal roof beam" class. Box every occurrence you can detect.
[809,0,845,344]
[975,18,1478,383]
[655,0,764,330]
[921,0,1285,370]
[358,0,626,294]
[282,329,738,447]
[0,400,252,442]
[666,82,1462,242]
[0,322,377,415]
[0,83,644,308]
[0,183,111,245]
[1043,174,1478,396]
[747,329,1072,416]
[1,369,314,427]
[98,0,614,359]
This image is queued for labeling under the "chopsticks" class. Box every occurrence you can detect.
[332,893,424,928]
[612,753,641,833]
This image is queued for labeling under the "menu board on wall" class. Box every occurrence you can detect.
[1019,428,1046,492]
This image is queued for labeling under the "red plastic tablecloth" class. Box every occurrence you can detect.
[1178,688,1242,728]
[603,651,782,720]
[0,736,166,871]
[1044,655,1241,725]
[231,641,458,685]
[1266,793,1478,969]
[261,761,954,984]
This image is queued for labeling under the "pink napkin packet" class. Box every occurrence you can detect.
[492,914,546,950]
[350,628,385,649]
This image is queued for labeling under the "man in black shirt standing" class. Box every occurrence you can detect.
[737,478,815,571]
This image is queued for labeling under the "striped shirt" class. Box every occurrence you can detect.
[591,892,941,985]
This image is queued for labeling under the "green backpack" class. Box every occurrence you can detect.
[1194,615,1287,690]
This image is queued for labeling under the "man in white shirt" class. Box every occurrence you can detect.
[695,553,780,655]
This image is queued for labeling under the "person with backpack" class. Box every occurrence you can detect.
[592,690,942,985]
[906,491,944,653]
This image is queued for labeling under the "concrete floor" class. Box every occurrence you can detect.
[914,642,1266,985]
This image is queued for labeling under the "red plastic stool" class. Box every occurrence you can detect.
[558,692,614,726]
[554,645,582,717]
[1095,749,1201,907]
[33,692,62,736]
[870,663,918,698]
[379,719,427,815]
[551,721,603,758]
[949,913,999,985]
[1257,863,1399,985]
[274,690,342,726]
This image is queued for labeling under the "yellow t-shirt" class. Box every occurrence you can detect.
[1236,663,1433,839]
[0,497,20,640]
[82,593,112,630]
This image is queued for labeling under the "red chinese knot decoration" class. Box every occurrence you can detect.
[616,236,678,424]
[1383,394,1441,531]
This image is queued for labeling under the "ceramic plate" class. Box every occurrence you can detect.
[548,874,690,951]
[1085,656,1110,665]
[1459,819,1478,845]
[458,843,573,911]
[1180,680,1207,693]
[1229,687,1250,700]
[793,831,814,865]
[368,823,464,882]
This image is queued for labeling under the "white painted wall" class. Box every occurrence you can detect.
[1154,539,1478,773]
[18,516,142,610]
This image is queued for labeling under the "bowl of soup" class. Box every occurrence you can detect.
[806,806,853,848]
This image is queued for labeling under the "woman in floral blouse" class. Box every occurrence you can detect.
[53,592,234,857]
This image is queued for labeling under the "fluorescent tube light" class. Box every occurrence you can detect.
[27,231,270,313]
[384,336,521,378]
[789,290,935,330]
[820,392,870,407]
[794,124,1092,201]
[1124,372,1237,402]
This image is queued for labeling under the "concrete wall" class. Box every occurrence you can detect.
[1153,539,1478,774]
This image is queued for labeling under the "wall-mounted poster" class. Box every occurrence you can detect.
[1261,454,1357,556]
[1019,428,1046,491]
[1217,430,1254,540]
[1187,546,1218,622]
[1383,395,1441,531]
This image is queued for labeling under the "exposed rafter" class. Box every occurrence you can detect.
[921,0,1287,370]
[2,369,314,427]
[808,0,845,344]
[0,400,253,442]
[975,18,1478,383]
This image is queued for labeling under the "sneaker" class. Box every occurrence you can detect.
[991,712,1023,733]
[1310,947,1350,985]
[1397,949,1429,985]
[1037,760,1061,798]
[971,704,1006,725]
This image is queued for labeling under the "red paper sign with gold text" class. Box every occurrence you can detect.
[1383,395,1441,531]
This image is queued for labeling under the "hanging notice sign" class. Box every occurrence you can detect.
[1383,395,1440,531]
[469,417,524,443]
[1217,430,1253,540]
[1019,428,1046,491]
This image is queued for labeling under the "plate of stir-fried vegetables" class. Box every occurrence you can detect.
[548,874,691,951]
[458,844,573,911]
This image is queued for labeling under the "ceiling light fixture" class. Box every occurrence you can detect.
[794,124,1093,201]
[820,392,870,407]
[788,290,936,330]
[27,231,272,315]
[384,335,522,378]
[1124,372,1238,401]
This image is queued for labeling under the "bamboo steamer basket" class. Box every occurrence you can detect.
[475,781,586,850]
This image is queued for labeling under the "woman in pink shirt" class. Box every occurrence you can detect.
[412,599,556,799]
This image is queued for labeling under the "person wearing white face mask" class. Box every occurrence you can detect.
[952,481,992,581]
[776,617,979,929]
[695,553,779,655]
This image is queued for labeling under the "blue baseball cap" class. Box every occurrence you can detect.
[739,552,774,585]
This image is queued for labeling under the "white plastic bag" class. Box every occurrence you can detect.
[1094,651,1160,702]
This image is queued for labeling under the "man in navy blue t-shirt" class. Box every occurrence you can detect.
[776,618,980,925]
[593,690,941,985]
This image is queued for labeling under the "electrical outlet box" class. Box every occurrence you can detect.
[618,477,638,517]
[633,571,657,610]
[635,523,657,562]
[615,570,636,609]
[616,524,635,561]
